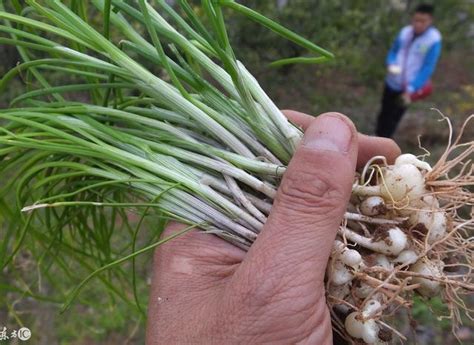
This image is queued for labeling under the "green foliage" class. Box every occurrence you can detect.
[227,0,474,82]
[412,295,452,330]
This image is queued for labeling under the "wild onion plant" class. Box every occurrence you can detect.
[0,1,472,343]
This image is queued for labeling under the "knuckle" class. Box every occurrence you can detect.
[277,169,345,216]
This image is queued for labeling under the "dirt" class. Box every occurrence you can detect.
[378,326,393,342]
[371,223,394,244]
[411,222,429,240]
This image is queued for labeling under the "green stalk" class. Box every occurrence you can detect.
[237,61,302,151]
[217,0,334,61]
[0,0,336,310]
[0,112,264,231]
[111,0,239,98]
[53,0,255,158]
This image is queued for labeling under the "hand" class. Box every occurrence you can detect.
[402,92,412,106]
[387,64,402,75]
[146,112,400,344]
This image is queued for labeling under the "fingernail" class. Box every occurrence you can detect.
[303,115,352,153]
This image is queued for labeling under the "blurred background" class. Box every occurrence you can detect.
[1,0,473,344]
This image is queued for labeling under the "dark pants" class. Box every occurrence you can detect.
[375,84,407,138]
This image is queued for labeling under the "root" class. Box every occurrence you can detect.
[425,113,474,206]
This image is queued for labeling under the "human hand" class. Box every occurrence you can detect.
[387,64,402,75]
[402,92,412,106]
[146,112,400,344]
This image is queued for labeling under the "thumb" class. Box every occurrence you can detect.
[238,113,358,286]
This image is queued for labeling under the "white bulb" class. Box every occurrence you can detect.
[381,163,426,202]
[419,195,440,208]
[386,228,408,255]
[340,248,363,267]
[395,154,432,171]
[394,250,418,266]
[374,255,393,270]
[345,312,365,338]
[345,311,380,344]
[331,261,354,285]
[372,228,407,256]
[411,259,443,297]
[362,299,382,318]
[411,209,447,244]
[362,320,380,344]
[360,196,386,216]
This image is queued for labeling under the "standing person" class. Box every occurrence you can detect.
[376,4,442,138]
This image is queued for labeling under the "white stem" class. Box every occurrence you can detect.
[344,212,401,225]
[352,184,382,196]
[237,61,302,151]
[138,138,278,198]
[245,194,273,214]
[200,174,273,215]
[223,175,267,224]
[339,227,407,256]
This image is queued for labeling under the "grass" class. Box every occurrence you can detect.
[1,203,152,344]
